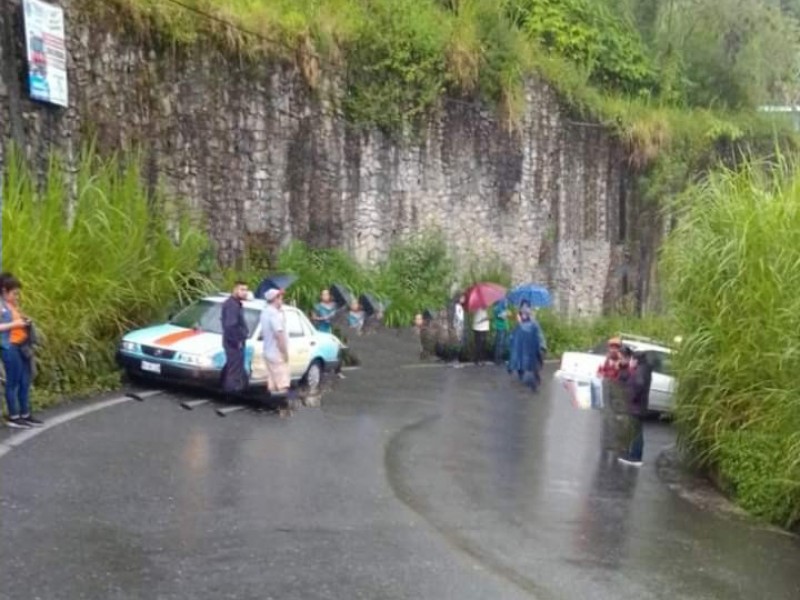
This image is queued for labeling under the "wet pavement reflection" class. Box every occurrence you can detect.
[0,330,798,599]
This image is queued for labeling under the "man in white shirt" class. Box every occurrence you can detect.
[260,289,291,396]
[472,307,490,365]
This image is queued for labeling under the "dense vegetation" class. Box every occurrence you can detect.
[86,0,800,135]
[662,161,800,528]
[2,148,213,401]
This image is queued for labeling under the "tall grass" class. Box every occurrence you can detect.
[662,159,800,528]
[2,148,212,401]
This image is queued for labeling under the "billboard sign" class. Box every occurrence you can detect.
[22,0,68,107]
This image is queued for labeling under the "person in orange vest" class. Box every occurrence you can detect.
[0,276,43,428]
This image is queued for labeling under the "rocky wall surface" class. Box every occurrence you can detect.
[0,0,656,316]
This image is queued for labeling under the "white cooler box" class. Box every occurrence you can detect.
[554,370,607,410]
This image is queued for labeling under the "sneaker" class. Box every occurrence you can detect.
[617,457,643,467]
[21,415,44,428]
[5,417,32,430]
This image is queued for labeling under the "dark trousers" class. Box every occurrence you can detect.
[626,415,644,462]
[2,346,31,418]
[473,330,488,364]
[493,330,508,364]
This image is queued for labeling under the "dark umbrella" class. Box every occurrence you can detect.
[255,273,297,300]
[463,282,507,312]
[330,283,354,308]
[507,283,551,308]
[359,293,390,317]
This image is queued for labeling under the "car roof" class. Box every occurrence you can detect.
[204,293,302,313]
[590,337,672,354]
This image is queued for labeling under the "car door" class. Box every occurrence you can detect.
[644,350,674,413]
[250,321,268,384]
[284,308,312,379]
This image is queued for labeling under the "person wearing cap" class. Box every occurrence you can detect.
[597,337,625,380]
[260,288,291,397]
[220,281,250,397]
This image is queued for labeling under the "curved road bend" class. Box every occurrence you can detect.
[1,331,798,599]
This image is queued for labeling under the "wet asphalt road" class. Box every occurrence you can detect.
[1,331,798,600]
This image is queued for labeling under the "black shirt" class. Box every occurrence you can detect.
[221,296,248,348]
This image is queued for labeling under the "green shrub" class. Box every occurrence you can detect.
[243,233,456,328]
[373,232,456,327]
[2,147,212,403]
[662,159,800,528]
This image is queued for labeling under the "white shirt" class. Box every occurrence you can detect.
[453,304,464,330]
[472,308,490,332]
[260,305,287,363]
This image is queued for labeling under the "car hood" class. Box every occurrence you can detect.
[123,324,223,355]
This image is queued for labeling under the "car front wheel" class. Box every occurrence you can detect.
[303,360,323,394]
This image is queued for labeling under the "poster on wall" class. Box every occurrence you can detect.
[22,0,68,107]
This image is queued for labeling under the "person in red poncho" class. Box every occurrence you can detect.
[597,337,627,380]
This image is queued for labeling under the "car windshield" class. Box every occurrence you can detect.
[170,300,260,336]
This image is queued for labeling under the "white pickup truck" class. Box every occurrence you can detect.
[555,334,676,414]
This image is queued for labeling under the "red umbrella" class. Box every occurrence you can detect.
[463,282,507,312]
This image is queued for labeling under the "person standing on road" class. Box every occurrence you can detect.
[312,289,337,333]
[220,281,250,397]
[492,301,509,365]
[507,302,542,391]
[598,337,625,380]
[453,296,465,345]
[0,276,43,429]
[261,289,292,398]
[617,347,651,467]
[472,306,490,365]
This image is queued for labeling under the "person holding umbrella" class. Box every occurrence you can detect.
[312,289,337,333]
[492,300,510,365]
[507,300,542,392]
[462,283,507,366]
[472,306,490,365]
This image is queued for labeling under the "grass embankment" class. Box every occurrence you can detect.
[2,148,213,404]
[662,160,800,529]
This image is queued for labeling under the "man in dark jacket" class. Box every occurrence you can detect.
[617,348,651,467]
[220,281,250,397]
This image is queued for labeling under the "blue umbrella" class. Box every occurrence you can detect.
[255,273,297,299]
[507,284,552,308]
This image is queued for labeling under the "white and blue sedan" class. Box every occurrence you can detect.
[117,294,344,393]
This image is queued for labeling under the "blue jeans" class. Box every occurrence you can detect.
[2,346,31,418]
[626,416,644,462]
[493,330,508,364]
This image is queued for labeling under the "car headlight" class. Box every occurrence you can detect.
[121,340,140,353]
[176,353,214,368]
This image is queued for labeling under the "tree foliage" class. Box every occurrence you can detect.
[616,0,800,107]
[509,0,658,96]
